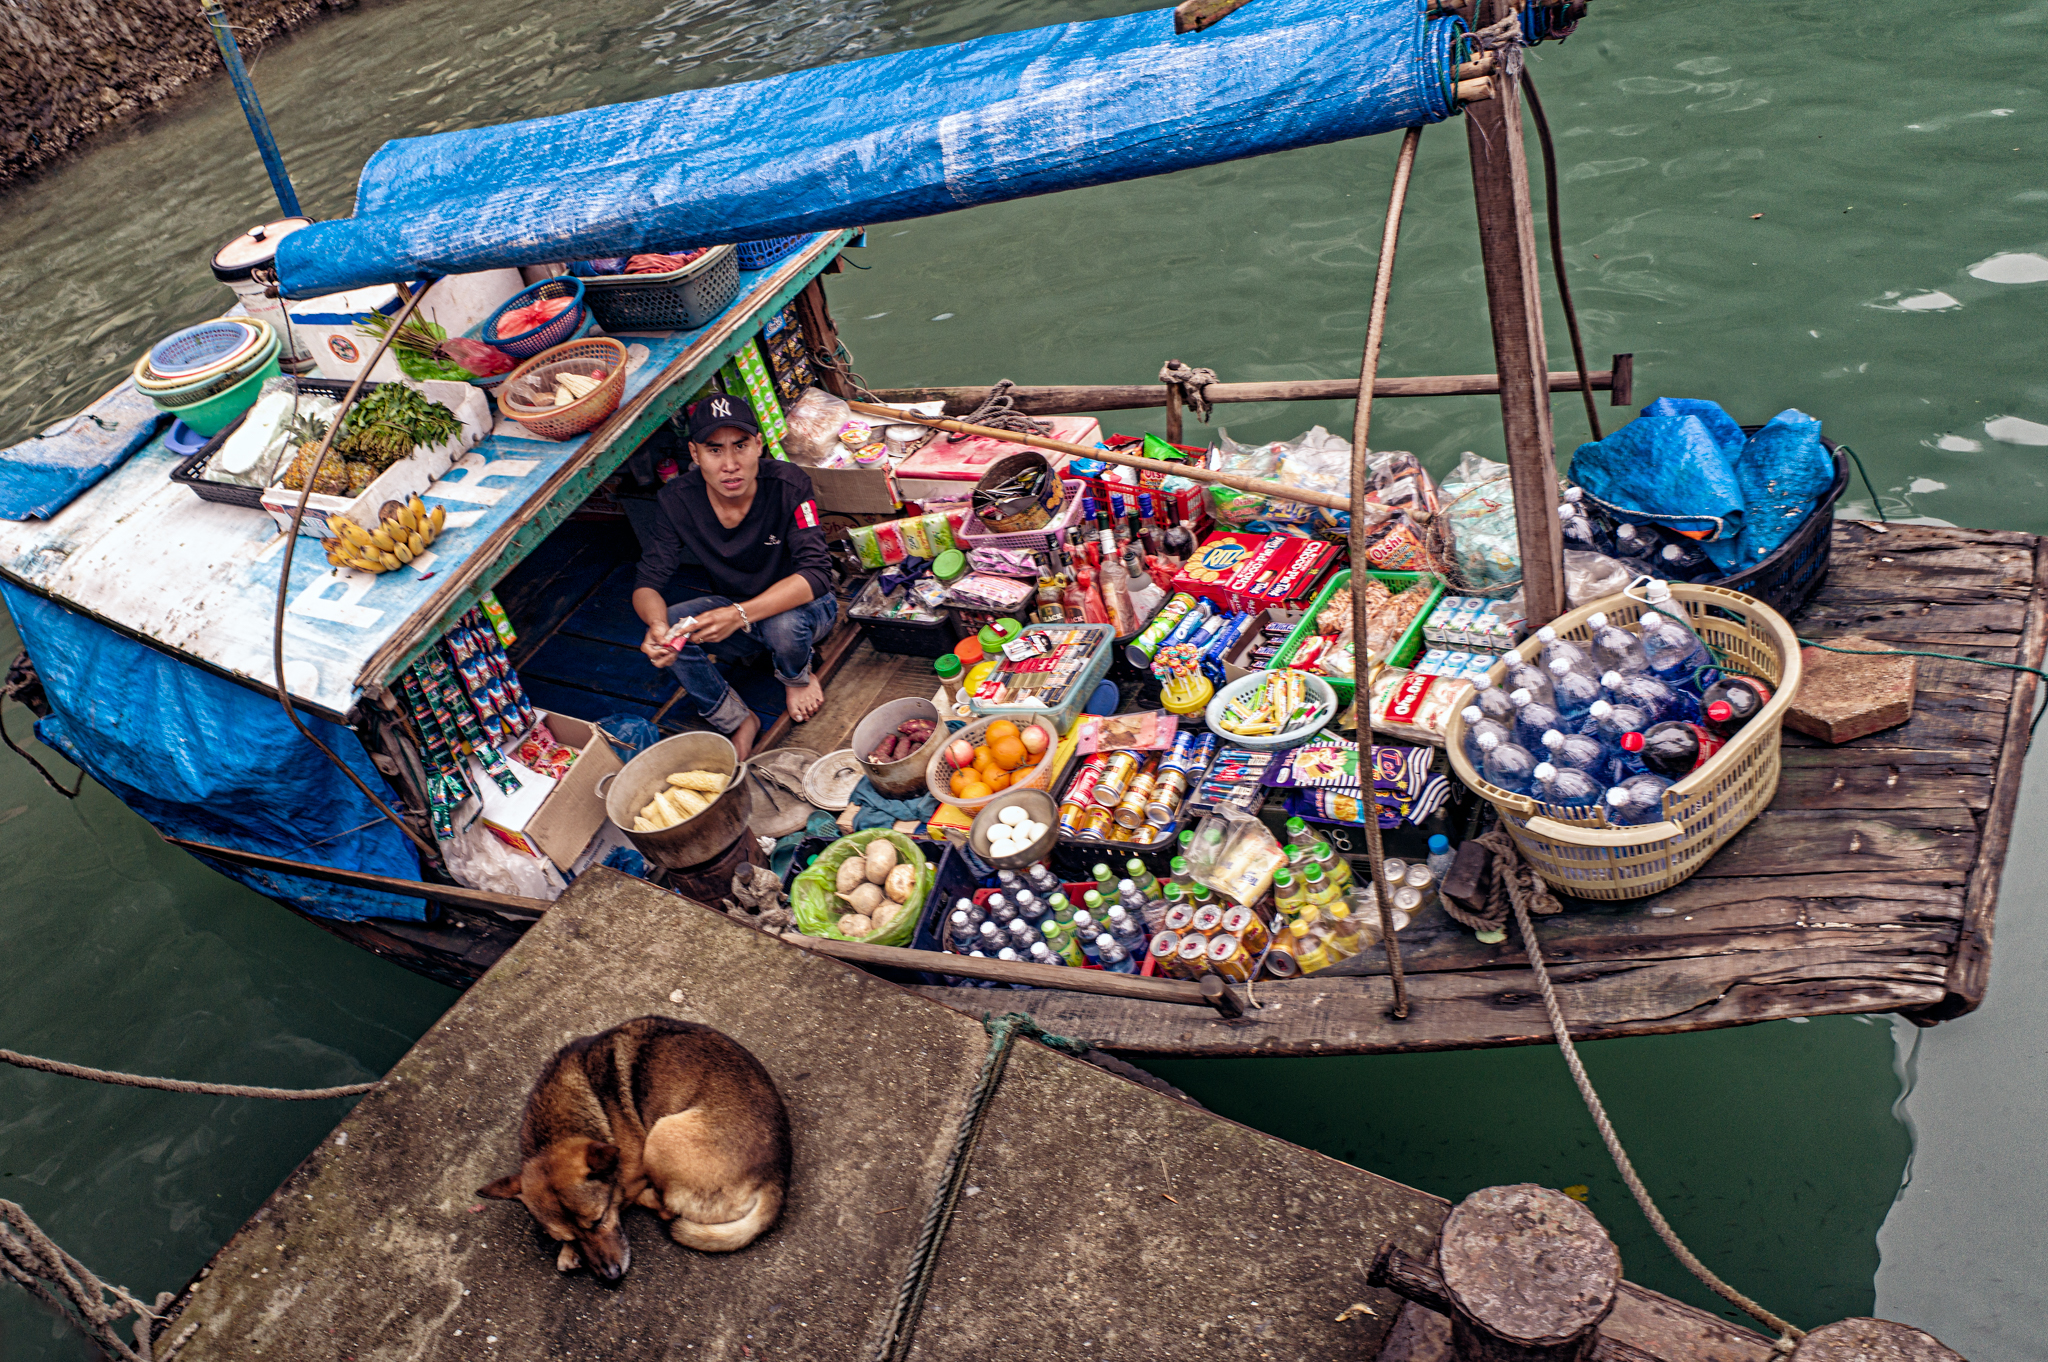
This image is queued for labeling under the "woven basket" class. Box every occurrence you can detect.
[924,714,1062,817]
[480,277,587,359]
[502,338,627,442]
[1443,582,1802,900]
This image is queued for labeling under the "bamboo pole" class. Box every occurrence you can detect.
[1350,126,1421,1022]
[844,401,1349,512]
[779,932,1224,1010]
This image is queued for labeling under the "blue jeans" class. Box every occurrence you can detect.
[666,594,838,734]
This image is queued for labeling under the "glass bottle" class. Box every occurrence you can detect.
[1034,551,1067,625]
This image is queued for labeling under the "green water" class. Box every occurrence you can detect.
[4,0,2046,1355]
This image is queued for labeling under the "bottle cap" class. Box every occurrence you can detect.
[1607,788,1629,806]
[1588,612,1608,628]
[978,625,1005,652]
[1620,732,1646,753]
[1462,705,1485,723]
[1589,700,1611,717]
[932,548,968,583]
[1707,700,1733,722]
[953,636,984,666]
[993,617,1024,641]
[1119,878,1136,893]
[1537,626,1558,641]
[934,653,963,679]
[1273,867,1294,887]
[1477,731,1500,750]
[1472,674,1494,690]
[1510,688,1532,705]
[1541,729,1564,749]
[1661,544,1683,560]
[1550,656,1572,675]
[1600,670,1622,686]
[1533,762,1557,779]
[1429,834,1450,853]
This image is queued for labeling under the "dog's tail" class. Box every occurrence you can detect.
[668,1183,784,1253]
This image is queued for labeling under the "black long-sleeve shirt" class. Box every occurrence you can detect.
[633,460,834,604]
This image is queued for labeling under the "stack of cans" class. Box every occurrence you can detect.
[1055,731,1218,846]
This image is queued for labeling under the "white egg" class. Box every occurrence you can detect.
[1020,821,1044,841]
[999,806,1027,827]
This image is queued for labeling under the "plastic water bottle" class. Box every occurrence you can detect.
[1028,941,1065,968]
[1505,658,1556,709]
[1611,523,1658,570]
[1540,728,1606,775]
[1637,602,1719,697]
[1509,688,1565,752]
[1532,762,1603,811]
[1547,657,1603,724]
[1604,773,1675,826]
[1559,504,1614,555]
[1461,705,1514,768]
[1096,933,1138,974]
[1536,625,1599,680]
[1105,904,1147,955]
[1476,731,1538,796]
[994,947,1032,988]
[1469,673,1518,725]
[1426,834,1456,885]
[1070,909,1097,950]
[1656,539,1714,581]
[1586,699,1652,752]
[964,950,1000,988]
[1602,669,1697,724]
[1587,612,1649,676]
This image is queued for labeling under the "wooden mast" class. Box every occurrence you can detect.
[1465,0,1567,626]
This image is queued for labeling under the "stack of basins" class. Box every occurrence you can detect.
[132,318,282,437]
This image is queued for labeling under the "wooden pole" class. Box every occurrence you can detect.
[778,931,1243,1014]
[163,837,552,920]
[1165,383,1184,444]
[1350,125,1422,1021]
[1370,1184,1621,1362]
[793,278,851,399]
[866,366,1628,418]
[844,401,1350,512]
[1466,7,1567,626]
[1789,1320,1964,1362]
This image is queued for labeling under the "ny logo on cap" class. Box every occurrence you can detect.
[709,397,734,417]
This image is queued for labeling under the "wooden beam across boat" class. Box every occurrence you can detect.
[162,836,554,920]
[865,359,1633,418]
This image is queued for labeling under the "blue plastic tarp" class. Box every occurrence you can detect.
[0,383,167,521]
[277,0,1466,297]
[2,585,426,922]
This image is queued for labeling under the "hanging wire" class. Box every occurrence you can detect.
[1519,68,1603,441]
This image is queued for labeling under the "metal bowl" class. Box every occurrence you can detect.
[851,697,945,798]
[600,730,751,870]
[968,787,1059,869]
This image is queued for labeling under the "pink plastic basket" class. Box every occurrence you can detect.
[960,479,1088,553]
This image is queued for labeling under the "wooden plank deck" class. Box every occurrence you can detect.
[895,522,2044,1056]
[161,870,1773,1362]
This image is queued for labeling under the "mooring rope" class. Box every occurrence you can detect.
[0,1047,378,1100]
[943,378,1053,444]
[2,1200,197,1362]
[1520,69,1602,442]
[871,1012,1087,1362]
[1502,854,1804,1344]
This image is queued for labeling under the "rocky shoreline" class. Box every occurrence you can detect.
[1,0,356,191]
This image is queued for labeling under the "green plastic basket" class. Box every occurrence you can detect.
[153,352,282,437]
[1271,569,1446,704]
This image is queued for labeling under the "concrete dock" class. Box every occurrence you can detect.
[163,870,1775,1361]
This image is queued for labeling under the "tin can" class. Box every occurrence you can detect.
[1108,824,1137,843]
[1206,933,1253,982]
[1175,935,1212,973]
[1144,767,1189,826]
[1064,754,1110,809]
[1221,904,1268,954]
[1092,751,1141,808]
[1190,904,1225,937]
[1056,801,1089,835]
[1075,807,1115,840]
[1261,940,1301,979]
[1113,771,1157,829]
[1158,730,1200,776]
[1148,932,1184,977]
[1163,904,1195,934]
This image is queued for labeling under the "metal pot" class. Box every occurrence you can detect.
[851,697,946,798]
[968,788,1059,869]
[599,731,752,870]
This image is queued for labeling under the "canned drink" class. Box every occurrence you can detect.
[1148,932,1184,977]
[1159,730,1201,776]
[1220,904,1268,953]
[1108,824,1137,843]
[1261,941,1301,979]
[1190,904,1225,937]
[1075,807,1115,840]
[1144,767,1189,826]
[1175,935,1212,973]
[1056,801,1089,835]
[1093,751,1141,808]
[1206,933,1253,983]
[1065,755,1110,809]
[1185,732,1219,771]
[1113,771,1157,829]
[1163,904,1196,934]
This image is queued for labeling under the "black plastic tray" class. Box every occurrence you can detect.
[168,377,359,508]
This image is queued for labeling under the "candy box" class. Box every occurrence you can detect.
[475,711,623,871]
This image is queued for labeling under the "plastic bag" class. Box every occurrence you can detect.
[1437,452,1520,592]
[1564,550,1635,606]
[1207,426,1348,531]
[440,822,568,901]
[780,386,862,467]
[1189,805,1287,906]
[789,829,931,945]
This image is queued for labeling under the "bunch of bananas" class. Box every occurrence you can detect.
[323,495,449,574]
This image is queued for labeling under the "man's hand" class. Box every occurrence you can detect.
[641,623,679,669]
[684,605,747,645]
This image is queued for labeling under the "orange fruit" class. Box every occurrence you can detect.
[950,768,977,797]
[985,719,1019,744]
[961,780,993,800]
[983,770,1011,791]
[991,735,1027,770]
[973,744,998,769]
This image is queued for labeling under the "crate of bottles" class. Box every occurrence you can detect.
[925,857,1152,981]
[1442,582,1800,900]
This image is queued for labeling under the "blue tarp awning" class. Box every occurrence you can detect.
[278,0,1467,297]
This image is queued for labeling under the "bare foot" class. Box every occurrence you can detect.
[785,676,826,723]
[730,711,761,762]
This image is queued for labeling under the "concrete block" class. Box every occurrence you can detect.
[1786,635,1917,744]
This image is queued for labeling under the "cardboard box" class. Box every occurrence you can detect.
[1170,532,1340,614]
[473,712,624,871]
[805,462,902,515]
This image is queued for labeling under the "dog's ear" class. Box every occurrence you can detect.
[477,1174,523,1200]
[584,1142,620,1180]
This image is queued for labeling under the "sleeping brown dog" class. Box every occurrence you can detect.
[479,1016,790,1280]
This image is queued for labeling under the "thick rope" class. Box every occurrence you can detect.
[1520,69,1602,442]
[2,1200,197,1361]
[1,657,81,799]
[1506,875,1804,1343]
[943,379,1052,444]
[871,1013,1084,1362]
[0,1047,377,1100]
[1157,360,1219,423]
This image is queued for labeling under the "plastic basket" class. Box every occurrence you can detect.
[1698,438,1847,618]
[1444,582,1801,900]
[479,277,587,360]
[960,478,1088,553]
[967,621,1116,733]
[154,352,283,436]
[735,236,809,270]
[147,319,263,378]
[1052,741,1220,856]
[925,713,1064,817]
[1273,569,1445,705]
[1203,669,1339,750]
[134,319,272,393]
[501,338,627,442]
[580,246,741,332]
[168,377,351,507]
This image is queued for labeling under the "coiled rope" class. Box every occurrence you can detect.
[943,378,1052,444]
[2,1200,197,1362]
[0,1046,377,1100]
[871,1012,1086,1362]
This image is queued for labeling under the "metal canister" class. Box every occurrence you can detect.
[1221,904,1268,954]
[1148,931,1183,977]
[1163,904,1195,935]
[1175,934,1212,973]
[1075,806,1115,840]
[1190,904,1225,937]
[1056,801,1089,835]
[1144,766,1190,827]
[1092,751,1141,808]
[1206,933,1253,983]
[1065,753,1111,810]
[1262,938,1301,979]
[1113,770,1158,829]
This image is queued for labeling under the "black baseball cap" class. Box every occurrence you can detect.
[685,391,761,442]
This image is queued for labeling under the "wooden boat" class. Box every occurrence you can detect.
[1,0,2037,1056]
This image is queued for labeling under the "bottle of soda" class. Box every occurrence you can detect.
[1586,699,1651,753]
[1476,731,1538,796]
[1633,720,1725,777]
[1508,688,1565,752]
[1312,840,1355,895]
[1587,612,1650,676]
[1603,773,1674,826]
[1547,657,1603,724]
[1461,706,1514,769]
[1532,761,1603,811]
[1702,676,1773,738]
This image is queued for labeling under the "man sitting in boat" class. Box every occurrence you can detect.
[633,392,836,759]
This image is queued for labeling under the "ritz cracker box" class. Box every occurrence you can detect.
[1169,532,1341,615]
